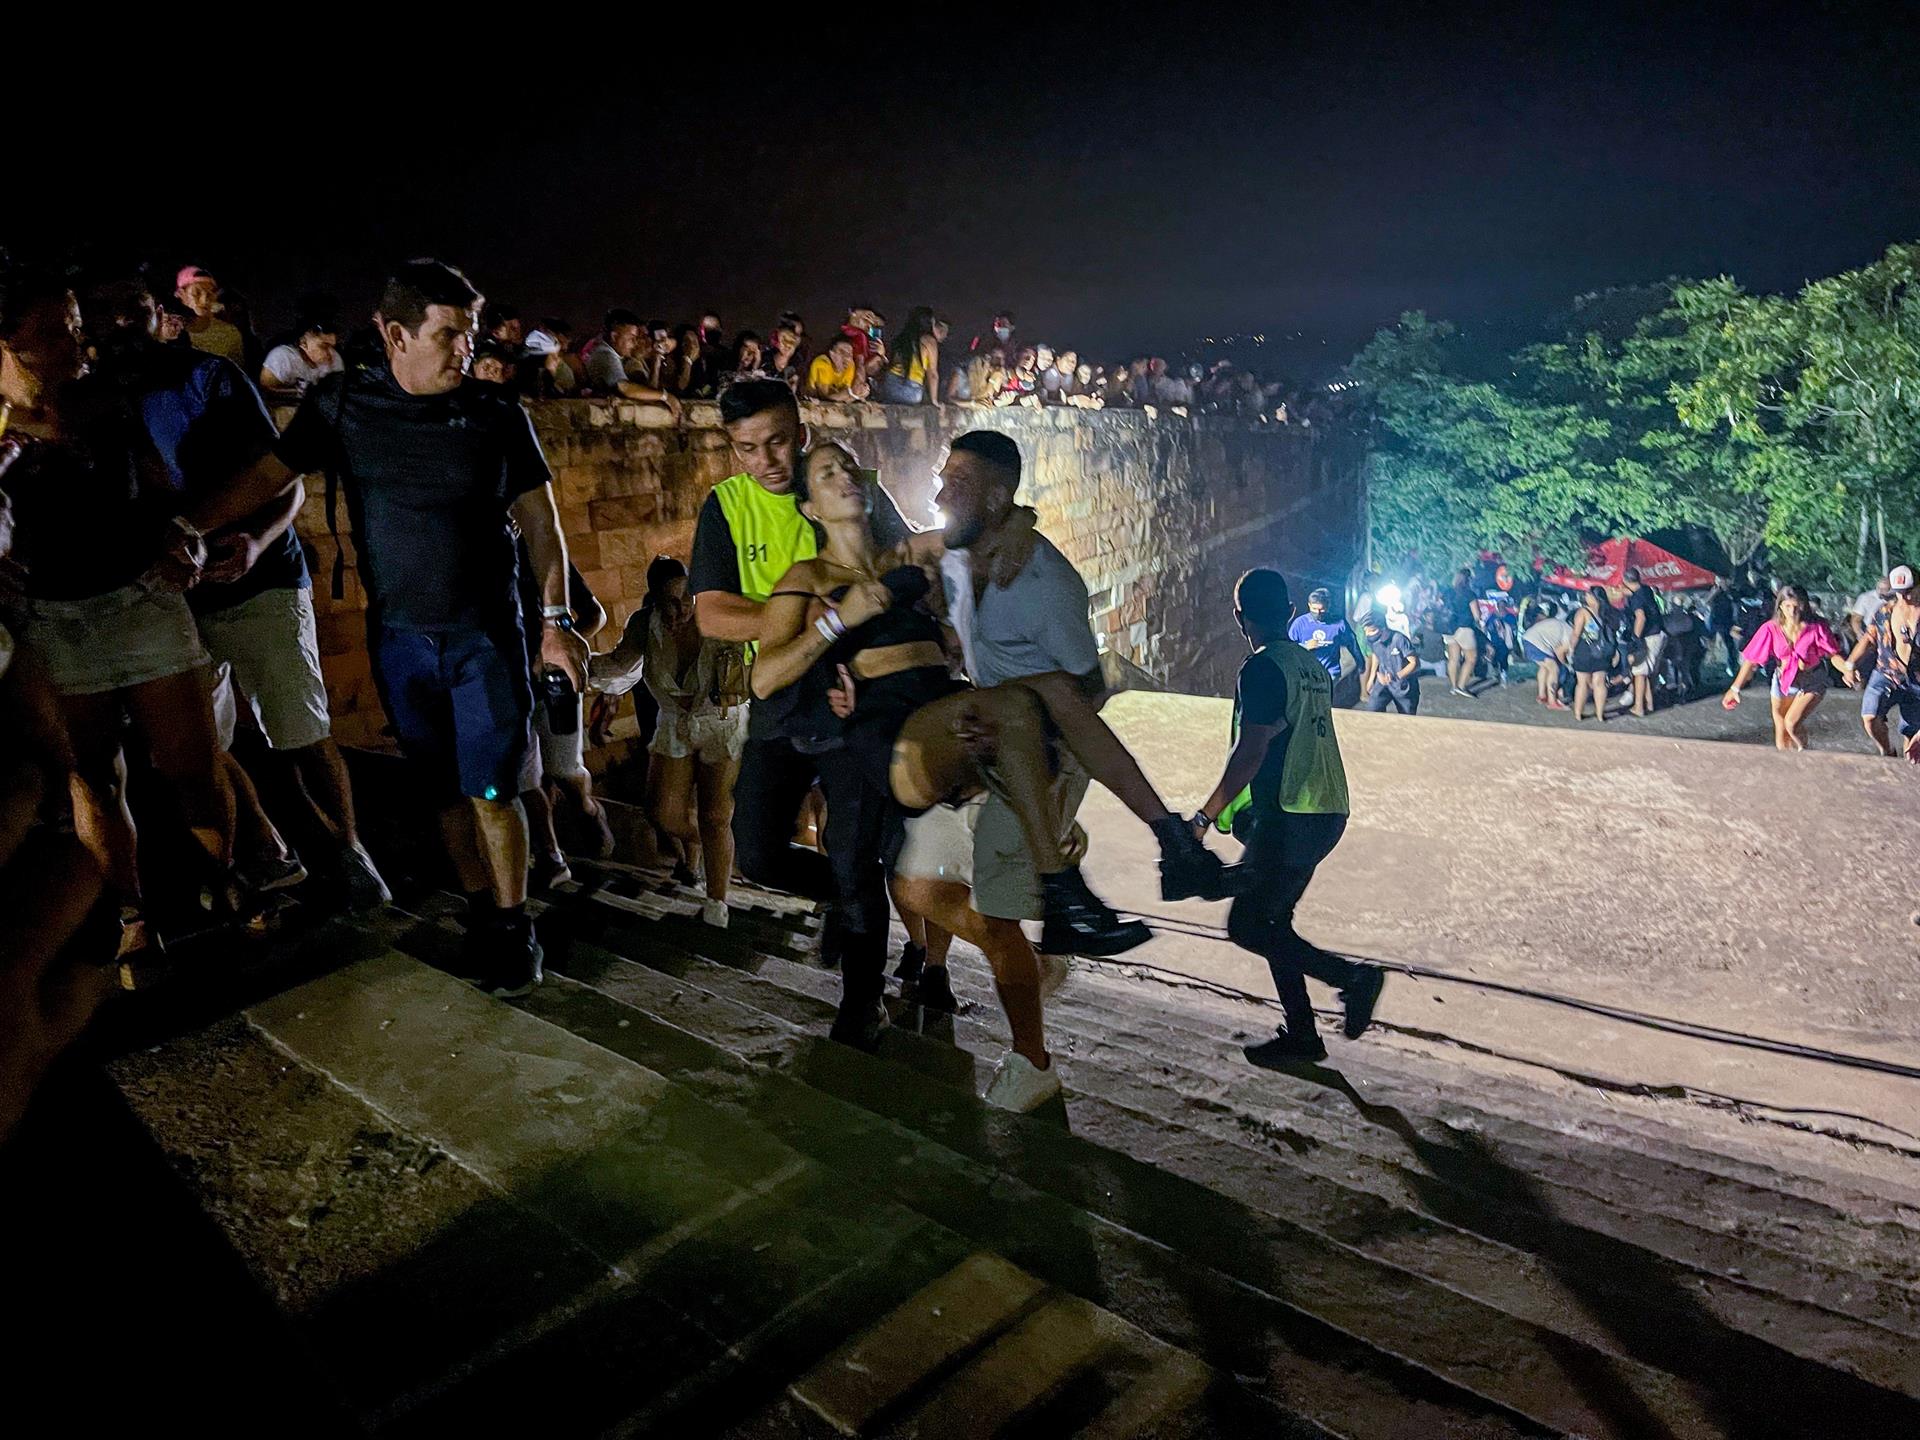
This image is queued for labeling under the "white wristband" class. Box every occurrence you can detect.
[814,615,839,643]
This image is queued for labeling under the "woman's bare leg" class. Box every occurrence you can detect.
[123,666,233,869]
[1769,695,1792,750]
[693,755,737,902]
[61,693,139,900]
[1784,691,1823,751]
[892,687,1069,875]
[1005,671,1171,827]
[650,753,697,868]
[892,876,1046,1067]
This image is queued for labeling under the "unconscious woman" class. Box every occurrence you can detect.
[1567,586,1618,723]
[1723,583,1854,751]
[590,556,749,926]
[749,441,1223,1098]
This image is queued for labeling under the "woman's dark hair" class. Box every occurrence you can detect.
[1585,585,1608,610]
[0,267,75,339]
[730,330,763,362]
[378,258,481,333]
[645,554,687,599]
[889,306,941,368]
[1774,583,1817,623]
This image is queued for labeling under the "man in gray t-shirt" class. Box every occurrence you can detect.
[936,432,1224,925]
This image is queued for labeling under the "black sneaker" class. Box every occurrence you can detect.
[1340,965,1385,1040]
[829,993,890,1051]
[239,852,308,895]
[914,965,958,1013]
[339,842,391,912]
[1152,818,1227,902]
[482,911,544,999]
[1037,866,1151,957]
[893,941,928,986]
[1243,1030,1328,1068]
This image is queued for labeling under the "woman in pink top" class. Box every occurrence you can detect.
[1723,584,1857,750]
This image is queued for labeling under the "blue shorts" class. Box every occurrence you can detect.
[371,623,533,803]
[1862,668,1920,735]
[1521,640,1556,663]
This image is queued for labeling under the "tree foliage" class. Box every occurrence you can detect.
[1353,242,1920,586]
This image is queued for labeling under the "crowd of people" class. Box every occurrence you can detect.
[124,267,1328,425]
[1312,558,1920,757]
[0,256,1389,1139]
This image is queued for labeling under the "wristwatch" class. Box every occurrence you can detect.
[1190,809,1215,832]
[542,605,576,633]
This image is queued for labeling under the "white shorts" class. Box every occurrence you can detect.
[196,586,331,750]
[534,696,587,780]
[893,793,986,887]
[1630,631,1667,679]
[11,581,209,695]
[649,704,747,764]
[1448,627,1477,648]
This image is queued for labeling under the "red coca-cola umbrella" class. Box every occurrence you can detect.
[1544,538,1718,595]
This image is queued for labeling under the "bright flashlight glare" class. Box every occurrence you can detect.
[1376,583,1402,610]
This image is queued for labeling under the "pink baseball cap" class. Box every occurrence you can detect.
[175,265,217,290]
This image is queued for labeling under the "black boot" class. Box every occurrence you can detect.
[893,940,928,986]
[1340,965,1386,1040]
[914,964,958,1013]
[1037,865,1150,957]
[482,906,544,999]
[1243,1028,1328,1067]
[1152,816,1227,901]
[831,930,891,1050]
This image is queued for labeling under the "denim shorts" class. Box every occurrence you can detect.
[1862,667,1920,733]
[9,581,209,695]
[371,623,532,802]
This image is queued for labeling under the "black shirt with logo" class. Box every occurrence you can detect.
[277,369,551,631]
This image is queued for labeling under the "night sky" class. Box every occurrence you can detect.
[17,3,1918,376]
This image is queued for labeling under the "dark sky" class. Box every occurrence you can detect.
[16,3,1919,376]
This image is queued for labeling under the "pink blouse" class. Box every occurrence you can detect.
[1741,618,1839,690]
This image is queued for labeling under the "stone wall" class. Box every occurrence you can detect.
[292,400,1364,750]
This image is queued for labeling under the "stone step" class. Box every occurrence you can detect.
[199,939,1286,1438]
[382,900,1920,1440]
[368,907,1547,1440]
[577,859,1920,1265]
[682,934,1920,1403]
[553,882,1920,1373]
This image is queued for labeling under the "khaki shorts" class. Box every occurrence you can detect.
[197,586,331,750]
[1629,631,1667,679]
[650,703,747,764]
[10,581,209,695]
[894,793,986,887]
[971,758,1090,921]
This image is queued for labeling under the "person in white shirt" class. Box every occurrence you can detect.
[258,318,343,396]
[1521,601,1574,710]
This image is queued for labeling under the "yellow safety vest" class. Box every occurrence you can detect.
[1218,641,1350,831]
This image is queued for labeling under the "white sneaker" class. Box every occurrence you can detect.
[701,899,730,929]
[1037,952,1071,1000]
[984,1053,1063,1112]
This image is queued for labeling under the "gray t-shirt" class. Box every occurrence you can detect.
[584,342,628,392]
[941,533,1100,688]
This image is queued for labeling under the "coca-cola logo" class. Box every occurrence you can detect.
[1639,559,1686,579]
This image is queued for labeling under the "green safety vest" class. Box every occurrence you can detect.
[1216,641,1351,832]
[712,472,817,662]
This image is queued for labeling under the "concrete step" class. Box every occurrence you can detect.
[379,892,1920,1439]
[371,905,1550,1440]
[132,941,1292,1439]
[646,927,1920,1403]
[582,859,1920,1270]
[552,878,1920,1364]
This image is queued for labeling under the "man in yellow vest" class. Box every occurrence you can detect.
[689,379,911,920]
[1191,569,1385,1064]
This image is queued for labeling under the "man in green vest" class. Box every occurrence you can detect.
[689,379,911,916]
[1190,568,1385,1064]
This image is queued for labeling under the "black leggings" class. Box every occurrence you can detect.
[730,733,833,901]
